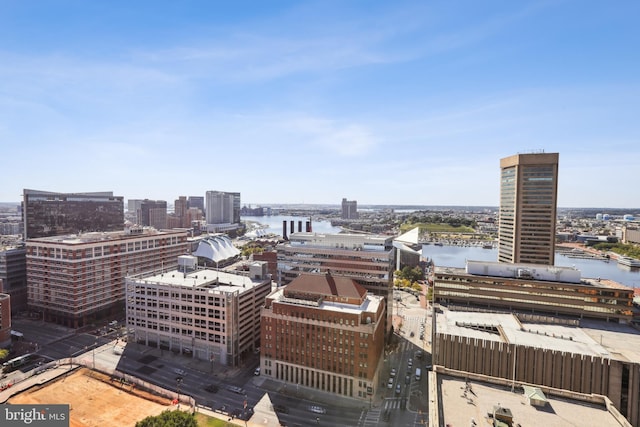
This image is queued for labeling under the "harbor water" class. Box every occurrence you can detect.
[242,215,640,288]
[422,245,640,288]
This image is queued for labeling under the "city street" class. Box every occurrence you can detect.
[8,287,434,426]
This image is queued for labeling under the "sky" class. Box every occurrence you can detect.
[1,1,639,208]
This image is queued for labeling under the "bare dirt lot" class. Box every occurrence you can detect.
[9,368,172,427]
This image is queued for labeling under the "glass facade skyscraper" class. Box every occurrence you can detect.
[23,189,124,239]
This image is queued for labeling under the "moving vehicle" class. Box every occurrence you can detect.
[395,384,401,395]
[415,368,422,381]
[387,378,394,389]
[254,367,261,376]
[308,405,326,414]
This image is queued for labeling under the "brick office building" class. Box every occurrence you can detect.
[260,272,386,400]
[277,232,395,339]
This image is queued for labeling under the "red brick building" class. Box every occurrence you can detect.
[26,227,189,328]
[260,272,386,400]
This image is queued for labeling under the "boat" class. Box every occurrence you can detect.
[617,256,640,268]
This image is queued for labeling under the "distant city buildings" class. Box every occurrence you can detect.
[138,199,167,230]
[0,244,27,314]
[26,227,188,328]
[0,292,10,347]
[498,152,559,265]
[22,189,124,239]
[240,205,265,216]
[126,256,271,366]
[187,196,205,216]
[341,198,358,219]
[174,196,189,228]
[127,199,144,215]
[205,191,241,233]
[260,272,386,400]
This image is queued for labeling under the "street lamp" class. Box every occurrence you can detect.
[176,377,183,409]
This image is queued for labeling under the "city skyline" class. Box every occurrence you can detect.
[1,1,639,207]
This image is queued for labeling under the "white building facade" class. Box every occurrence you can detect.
[126,257,272,366]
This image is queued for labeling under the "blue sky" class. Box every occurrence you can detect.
[1,1,639,208]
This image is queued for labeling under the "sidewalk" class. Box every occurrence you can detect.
[255,376,372,411]
[0,364,76,403]
[136,345,248,380]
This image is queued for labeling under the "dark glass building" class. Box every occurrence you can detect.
[23,189,124,239]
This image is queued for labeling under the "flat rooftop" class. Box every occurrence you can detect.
[436,310,640,363]
[439,375,620,427]
[28,228,186,244]
[435,265,632,290]
[269,287,383,317]
[131,268,269,294]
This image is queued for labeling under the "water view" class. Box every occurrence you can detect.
[242,215,640,288]
[242,215,342,235]
[422,245,640,288]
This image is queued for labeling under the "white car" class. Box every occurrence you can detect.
[387,378,394,389]
[173,368,186,376]
[308,405,326,414]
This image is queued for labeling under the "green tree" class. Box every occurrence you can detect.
[136,410,197,427]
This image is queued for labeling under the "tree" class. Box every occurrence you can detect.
[0,348,9,361]
[135,410,197,427]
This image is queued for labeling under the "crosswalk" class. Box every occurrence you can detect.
[360,408,381,426]
[359,398,405,426]
[383,397,405,410]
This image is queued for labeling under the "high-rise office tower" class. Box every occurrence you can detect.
[174,196,188,228]
[341,198,358,219]
[187,196,205,215]
[205,191,240,225]
[0,244,27,314]
[23,189,124,239]
[138,200,167,230]
[498,152,559,265]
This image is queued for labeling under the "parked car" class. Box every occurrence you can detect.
[390,368,397,377]
[226,385,246,395]
[254,367,261,376]
[387,378,394,389]
[308,405,326,414]
[173,368,186,376]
